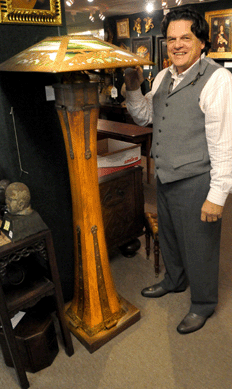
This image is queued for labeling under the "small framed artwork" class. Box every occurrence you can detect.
[205,9,232,59]
[156,35,171,71]
[116,18,130,39]
[131,36,153,61]
[0,0,62,25]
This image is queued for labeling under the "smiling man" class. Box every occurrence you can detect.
[125,8,232,334]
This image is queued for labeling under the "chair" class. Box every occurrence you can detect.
[144,212,160,277]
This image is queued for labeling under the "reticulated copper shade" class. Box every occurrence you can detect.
[0,35,153,73]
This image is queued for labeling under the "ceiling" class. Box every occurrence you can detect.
[65,0,219,18]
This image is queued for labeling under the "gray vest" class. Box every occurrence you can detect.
[152,57,221,183]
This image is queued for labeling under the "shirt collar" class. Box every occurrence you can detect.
[168,53,205,80]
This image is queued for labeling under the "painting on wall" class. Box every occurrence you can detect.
[205,9,232,59]
[156,35,171,71]
[131,36,153,61]
[116,18,130,39]
[0,0,62,25]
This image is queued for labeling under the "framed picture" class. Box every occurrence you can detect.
[205,9,232,59]
[116,18,130,39]
[156,35,171,71]
[131,36,153,62]
[0,0,62,25]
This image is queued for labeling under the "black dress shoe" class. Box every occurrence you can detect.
[141,283,186,298]
[141,284,169,298]
[177,312,213,334]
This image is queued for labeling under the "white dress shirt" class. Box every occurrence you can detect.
[126,56,232,206]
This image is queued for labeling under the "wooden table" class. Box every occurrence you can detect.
[97,119,153,184]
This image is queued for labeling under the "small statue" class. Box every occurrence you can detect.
[144,17,154,33]
[1,182,48,242]
[133,18,142,35]
[146,71,154,90]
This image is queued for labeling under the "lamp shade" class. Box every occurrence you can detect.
[0,35,153,73]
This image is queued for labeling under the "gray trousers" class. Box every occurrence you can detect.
[157,172,222,316]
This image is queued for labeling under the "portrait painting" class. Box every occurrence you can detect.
[131,37,153,62]
[205,9,232,59]
[156,35,172,71]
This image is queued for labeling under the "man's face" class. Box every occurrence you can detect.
[5,192,20,215]
[167,20,205,74]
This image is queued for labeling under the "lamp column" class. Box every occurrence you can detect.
[53,78,140,353]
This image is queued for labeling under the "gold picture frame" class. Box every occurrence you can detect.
[205,9,232,59]
[116,18,130,39]
[0,0,62,25]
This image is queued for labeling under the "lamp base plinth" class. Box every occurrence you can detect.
[64,297,140,353]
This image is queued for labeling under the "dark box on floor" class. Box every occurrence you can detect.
[0,309,59,373]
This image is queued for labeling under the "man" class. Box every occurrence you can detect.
[125,8,232,334]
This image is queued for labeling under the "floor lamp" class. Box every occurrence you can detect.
[0,36,152,352]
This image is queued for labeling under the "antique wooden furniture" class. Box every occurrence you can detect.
[0,307,59,373]
[99,166,144,253]
[144,212,160,277]
[0,35,152,353]
[97,119,153,184]
[99,103,128,123]
[0,229,74,389]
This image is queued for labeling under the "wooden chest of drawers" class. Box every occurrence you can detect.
[99,166,144,253]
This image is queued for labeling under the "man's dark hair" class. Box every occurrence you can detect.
[161,8,211,54]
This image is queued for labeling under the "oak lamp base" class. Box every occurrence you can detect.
[65,297,140,353]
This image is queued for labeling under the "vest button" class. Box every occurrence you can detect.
[156,166,159,170]
[162,117,165,120]
[156,142,159,146]
[156,155,159,158]
[159,129,161,133]
[166,103,168,107]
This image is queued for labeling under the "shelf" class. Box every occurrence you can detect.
[4,277,55,317]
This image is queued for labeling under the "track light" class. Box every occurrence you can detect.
[175,0,182,5]
[146,2,154,13]
[66,0,74,6]
[89,13,95,22]
[99,12,105,21]
[162,1,168,7]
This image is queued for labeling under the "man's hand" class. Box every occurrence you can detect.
[201,199,224,222]
[124,66,144,91]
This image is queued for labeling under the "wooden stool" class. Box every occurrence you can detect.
[144,212,160,277]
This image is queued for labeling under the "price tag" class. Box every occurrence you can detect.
[3,220,10,231]
[111,86,118,99]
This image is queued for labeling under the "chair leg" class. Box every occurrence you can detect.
[145,227,151,260]
[153,236,159,278]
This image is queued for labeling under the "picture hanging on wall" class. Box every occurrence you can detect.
[205,9,232,59]
[156,35,171,71]
[0,0,62,25]
[116,18,130,39]
[131,36,153,62]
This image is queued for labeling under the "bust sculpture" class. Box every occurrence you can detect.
[1,182,48,242]
[5,182,32,216]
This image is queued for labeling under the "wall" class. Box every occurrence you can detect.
[0,2,75,302]
[105,0,232,95]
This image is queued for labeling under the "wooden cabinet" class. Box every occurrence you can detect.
[0,230,74,389]
[99,166,144,253]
